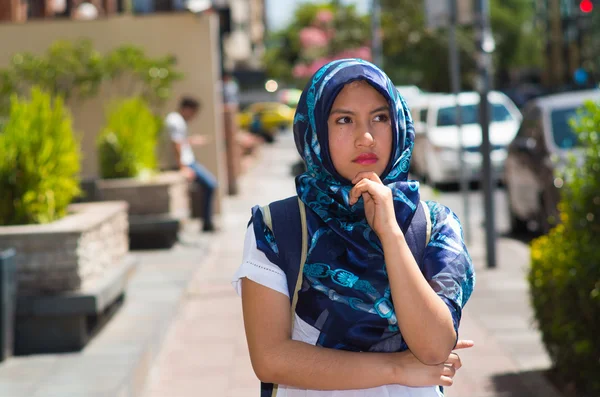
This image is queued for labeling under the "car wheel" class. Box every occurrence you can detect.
[261,132,275,143]
[509,206,528,234]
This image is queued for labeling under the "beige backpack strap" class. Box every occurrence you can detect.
[290,198,308,319]
[261,204,273,231]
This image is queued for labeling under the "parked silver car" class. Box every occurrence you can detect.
[504,89,599,234]
[411,91,522,187]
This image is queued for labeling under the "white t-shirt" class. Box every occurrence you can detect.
[232,226,443,397]
[165,112,195,166]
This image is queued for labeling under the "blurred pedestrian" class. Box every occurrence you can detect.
[233,59,475,395]
[165,97,218,232]
[223,73,240,106]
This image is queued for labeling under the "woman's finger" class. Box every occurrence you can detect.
[442,364,456,378]
[349,179,378,204]
[445,353,462,370]
[439,376,454,387]
[454,340,474,350]
[352,171,383,185]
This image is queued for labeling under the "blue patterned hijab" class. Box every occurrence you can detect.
[293,59,420,270]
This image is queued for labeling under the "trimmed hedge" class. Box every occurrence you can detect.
[97,97,163,179]
[529,100,600,396]
[0,88,81,225]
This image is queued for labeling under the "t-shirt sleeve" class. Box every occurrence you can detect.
[232,225,290,298]
[422,201,476,340]
[165,114,186,143]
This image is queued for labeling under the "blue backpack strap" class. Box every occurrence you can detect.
[404,200,432,267]
[266,196,307,301]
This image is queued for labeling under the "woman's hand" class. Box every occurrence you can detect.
[349,172,400,238]
[394,339,474,387]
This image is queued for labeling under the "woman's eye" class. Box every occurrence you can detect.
[336,116,352,124]
[374,114,390,122]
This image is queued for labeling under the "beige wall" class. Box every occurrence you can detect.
[0,12,226,210]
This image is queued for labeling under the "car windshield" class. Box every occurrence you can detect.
[436,103,514,126]
[550,107,583,149]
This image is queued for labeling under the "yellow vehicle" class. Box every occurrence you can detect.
[237,102,295,139]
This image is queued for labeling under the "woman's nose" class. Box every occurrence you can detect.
[356,129,375,147]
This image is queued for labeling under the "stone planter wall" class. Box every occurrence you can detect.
[95,171,189,219]
[0,202,128,294]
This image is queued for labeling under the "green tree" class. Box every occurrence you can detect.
[380,0,543,92]
[264,2,370,86]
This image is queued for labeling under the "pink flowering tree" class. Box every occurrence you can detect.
[264,2,371,85]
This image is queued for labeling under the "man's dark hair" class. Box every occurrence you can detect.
[180,97,200,111]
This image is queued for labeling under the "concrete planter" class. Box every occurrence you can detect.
[95,171,189,218]
[0,202,134,354]
[0,249,16,362]
[95,171,190,249]
[0,202,129,295]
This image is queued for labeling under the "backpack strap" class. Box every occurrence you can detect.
[261,197,308,302]
[404,200,432,266]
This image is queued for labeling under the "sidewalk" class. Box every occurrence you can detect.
[142,133,563,397]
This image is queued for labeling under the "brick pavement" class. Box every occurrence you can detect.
[142,133,562,397]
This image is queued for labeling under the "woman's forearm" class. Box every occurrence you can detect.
[255,339,400,390]
[380,228,456,364]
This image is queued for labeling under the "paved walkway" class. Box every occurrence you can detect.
[142,133,563,397]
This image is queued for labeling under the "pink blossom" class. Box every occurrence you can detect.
[293,63,309,78]
[307,58,331,76]
[315,10,334,25]
[299,27,329,49]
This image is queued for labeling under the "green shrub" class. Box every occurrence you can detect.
[97,97,163,179]
[529,100,600,396]
[103,45,183,108]
[0,88,81,226]
[0,40,183,117]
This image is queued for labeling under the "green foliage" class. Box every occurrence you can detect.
[264,0,543,91]
[103,45,183,109]
[6,39,104,104]
[97,97,163,179]
[379,0,543,92]
[529,101,600,396]
[0,39,183,117]
[0,88,81,226]
[263,2,369,86]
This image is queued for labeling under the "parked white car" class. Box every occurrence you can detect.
[410,91,522,187]
[504,89,599,234]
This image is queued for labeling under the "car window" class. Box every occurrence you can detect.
[436,103,515,126]
[550,107,583,149]
[419,108,428,124]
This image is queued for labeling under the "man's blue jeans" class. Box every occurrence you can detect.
[188,162,217,229]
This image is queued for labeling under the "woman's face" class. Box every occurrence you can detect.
[327,81,392,182]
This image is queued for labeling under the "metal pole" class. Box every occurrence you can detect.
[448,0,470,245]
[476,0,496,268]
[371,0,383,68]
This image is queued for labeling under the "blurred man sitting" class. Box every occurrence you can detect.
[164,97,218,232]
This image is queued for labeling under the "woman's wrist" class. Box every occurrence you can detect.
[386,351,408,385]
[378,224,405,248]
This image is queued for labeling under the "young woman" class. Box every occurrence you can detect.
[233,59,475,396]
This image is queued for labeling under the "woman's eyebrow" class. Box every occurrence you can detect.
[330,108,355,115]
[370,106,390,114]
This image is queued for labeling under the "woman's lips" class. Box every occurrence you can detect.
[353,153,379,165]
